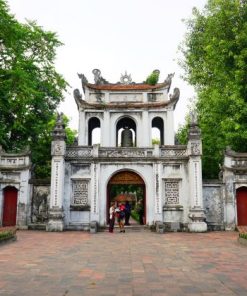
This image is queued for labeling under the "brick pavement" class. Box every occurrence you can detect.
[0,230,246,296]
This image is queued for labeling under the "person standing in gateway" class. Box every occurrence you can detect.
[109,202,116,233]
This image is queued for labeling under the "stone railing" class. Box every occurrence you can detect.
[160,146,187,157]
[65,146,93,159]
[65,145,188,159]
[98,147,153,158]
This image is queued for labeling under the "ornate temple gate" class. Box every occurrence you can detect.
[236,187,247,225]
[2,186,18,226]
[107,171,146,224]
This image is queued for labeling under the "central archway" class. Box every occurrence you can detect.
[107,171,146,225]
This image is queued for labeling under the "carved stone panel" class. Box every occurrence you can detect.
[164,180,179,205]
[31,186,50,223]
[51,141,65,156]
[190,142,201,155]
[71,180,89,207]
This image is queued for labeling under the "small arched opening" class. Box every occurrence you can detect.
[152,117,164,145]
[116,117,136,147]
[88,117,101,145]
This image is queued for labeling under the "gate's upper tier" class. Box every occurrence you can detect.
[73,70,180,110]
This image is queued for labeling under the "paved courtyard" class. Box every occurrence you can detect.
[0,230,246,296]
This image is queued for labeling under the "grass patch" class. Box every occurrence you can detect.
[0,228,16,243]
[239,233,247,240]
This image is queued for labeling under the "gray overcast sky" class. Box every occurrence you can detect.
[7,0,206,131]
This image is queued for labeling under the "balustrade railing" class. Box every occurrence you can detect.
[65,145,188,159]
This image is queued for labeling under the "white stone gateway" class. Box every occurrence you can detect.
[48,70,207,232]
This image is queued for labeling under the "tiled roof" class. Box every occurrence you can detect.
[86,82,168,91]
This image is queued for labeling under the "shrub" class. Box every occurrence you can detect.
[239,233,247,240]
[145,70,159,85]
[131,210,139,222]
[0,228,16,242]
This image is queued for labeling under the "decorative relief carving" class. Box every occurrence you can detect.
[110,93,142,102]
[93,164,97,213]
[164,181,179,205]
[155,165,161,214]
[160,149,187,157]
[99,149,145,158]
[31,186,49,223]
[54,161,59,206]
[0,157,26,166]
[191,143,201,155]
[194,162,199,206]
[72,180,89,206]
[65,148,92,159]
[52,142,65,156]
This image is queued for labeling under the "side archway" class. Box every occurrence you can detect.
[2,186,18,226]
[236,186,247,225]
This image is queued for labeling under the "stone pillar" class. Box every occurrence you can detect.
[102,110,110,146]
[78,110,86,145]
[47,113,66,232]
[142,111,150,146]
[187,113,207,232]
[165,108,174,145]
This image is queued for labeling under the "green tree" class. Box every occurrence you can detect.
[179,0,247,178]
[0,0,73,177]
[0,0,67,150]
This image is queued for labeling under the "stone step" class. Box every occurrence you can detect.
[28,224,46,230]
[101,224,150,232]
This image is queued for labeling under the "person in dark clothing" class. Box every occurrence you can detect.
[116,203,125,233]
[124,201,131,225]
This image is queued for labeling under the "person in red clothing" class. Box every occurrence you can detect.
[116,202,125,233]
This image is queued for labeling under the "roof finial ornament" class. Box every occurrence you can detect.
[189,109,198,124]
[169,87,180,101]
[120,71,132,85]
[92,69,108,85]
[165,72,175,91]
[78,73,88,93]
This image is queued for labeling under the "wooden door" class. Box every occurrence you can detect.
[237,187,247,226]
[2,187,18,226]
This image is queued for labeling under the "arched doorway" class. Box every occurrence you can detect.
[236,187,247,225]
[107,171,146,224]
[2,186,18,226]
